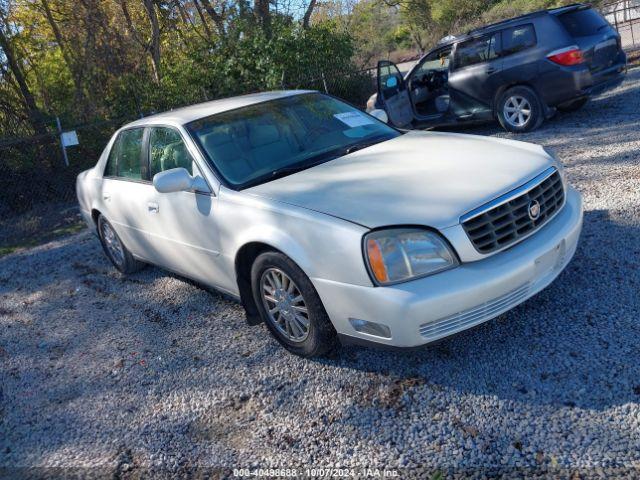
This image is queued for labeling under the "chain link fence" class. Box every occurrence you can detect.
[0,116,141,217]
[603,0,640,51]
[0,67,377,226]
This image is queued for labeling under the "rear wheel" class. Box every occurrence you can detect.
[557,97,588,112]
[97,215,144,274]
[251,251,337,357]
[497,86,544,133]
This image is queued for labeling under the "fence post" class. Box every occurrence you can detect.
[321,71,328,93]
[55,116,69,167]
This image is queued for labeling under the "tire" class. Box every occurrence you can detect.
[496,86,544,133]
[97,215,145,274]
[251,251,337,357]
[557,97,588,113]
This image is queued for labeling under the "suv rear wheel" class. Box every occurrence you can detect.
[497,86,544,133]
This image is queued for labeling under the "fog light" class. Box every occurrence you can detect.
[349,318,391,339]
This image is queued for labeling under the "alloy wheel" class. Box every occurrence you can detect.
[260,268,310,342]
[503,95,532,128]
[100,220,125,267]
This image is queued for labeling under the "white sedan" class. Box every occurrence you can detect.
[76,91,583,357]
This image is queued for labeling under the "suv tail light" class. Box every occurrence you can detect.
[547,46,584,66]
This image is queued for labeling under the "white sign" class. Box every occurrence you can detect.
[61,130,79,147]
[333,111,375,128]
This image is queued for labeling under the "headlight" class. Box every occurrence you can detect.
[364,228,458,285]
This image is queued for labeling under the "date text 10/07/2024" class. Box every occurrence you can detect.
[233,468,401,477]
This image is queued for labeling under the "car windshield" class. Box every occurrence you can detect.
[186,93,400,189]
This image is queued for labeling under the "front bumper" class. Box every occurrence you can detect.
[313,187,583,348]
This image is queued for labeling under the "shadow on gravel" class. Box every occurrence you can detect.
[314,210,640,412]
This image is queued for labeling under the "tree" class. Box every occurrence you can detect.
[0,5,47,135]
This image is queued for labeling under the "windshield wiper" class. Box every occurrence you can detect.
[268,157,335,179]
[259,136,391,184]
[344,136,388,155]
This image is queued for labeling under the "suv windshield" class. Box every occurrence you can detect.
[556,8,610,37]
[187,93,399,189]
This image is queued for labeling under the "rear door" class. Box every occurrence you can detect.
[554,7,625,78]
[499,24,540,94]
[448,32,503,119]
[99,127,156,260]
[376,60,414,127]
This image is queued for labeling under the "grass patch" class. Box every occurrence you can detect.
[0,204,86,258]
[0,222,84,258]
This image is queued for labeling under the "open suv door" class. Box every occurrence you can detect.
[376,60,414,127]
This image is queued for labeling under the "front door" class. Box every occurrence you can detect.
[142,126,231,291]
[376,60,414,127]
[406,46,453,121]
[448,32,504,120]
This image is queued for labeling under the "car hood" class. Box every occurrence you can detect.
[245,130,555,229]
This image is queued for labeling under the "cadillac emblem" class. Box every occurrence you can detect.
[528,200,541,220]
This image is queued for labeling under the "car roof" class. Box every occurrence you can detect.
[466,3,589,37]
[123,90,315,128]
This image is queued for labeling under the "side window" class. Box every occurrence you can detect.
[117,128,144,180]
[502,24,536,55]
[454,34,499,69]
[149,127,194,177]
[104,137,119,177]
[378,62,405,99]
[415,48,452,75]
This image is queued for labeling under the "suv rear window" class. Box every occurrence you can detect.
[556,8,609,37]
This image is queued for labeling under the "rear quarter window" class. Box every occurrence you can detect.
[557,8,610,37]
[501,24,536,55]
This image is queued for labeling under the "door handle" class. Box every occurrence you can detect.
[486,67,496,74]
[147,202,159,214]
[103,193,111,201]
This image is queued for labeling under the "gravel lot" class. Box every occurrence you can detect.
[1,69,640,478]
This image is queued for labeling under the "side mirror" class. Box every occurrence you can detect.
[369,109,389,124]
[153,167,210,194]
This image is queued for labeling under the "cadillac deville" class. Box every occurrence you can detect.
[76,91,583,357]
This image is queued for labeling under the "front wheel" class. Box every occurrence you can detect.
[251,251,337,357]
[496,86,544,133]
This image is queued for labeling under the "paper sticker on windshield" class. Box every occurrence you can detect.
[334,111,375,128]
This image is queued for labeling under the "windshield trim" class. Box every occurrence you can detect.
[185,92,402,191]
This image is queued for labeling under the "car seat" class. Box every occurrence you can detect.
[247,122,296,170]
[201,130,254,183]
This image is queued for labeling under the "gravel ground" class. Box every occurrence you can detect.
[1,69,640,478]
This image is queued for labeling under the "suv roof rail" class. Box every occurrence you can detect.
[466,3,589,35]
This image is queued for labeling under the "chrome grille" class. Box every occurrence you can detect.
[419,282,531,341]
[461,168,565,254]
